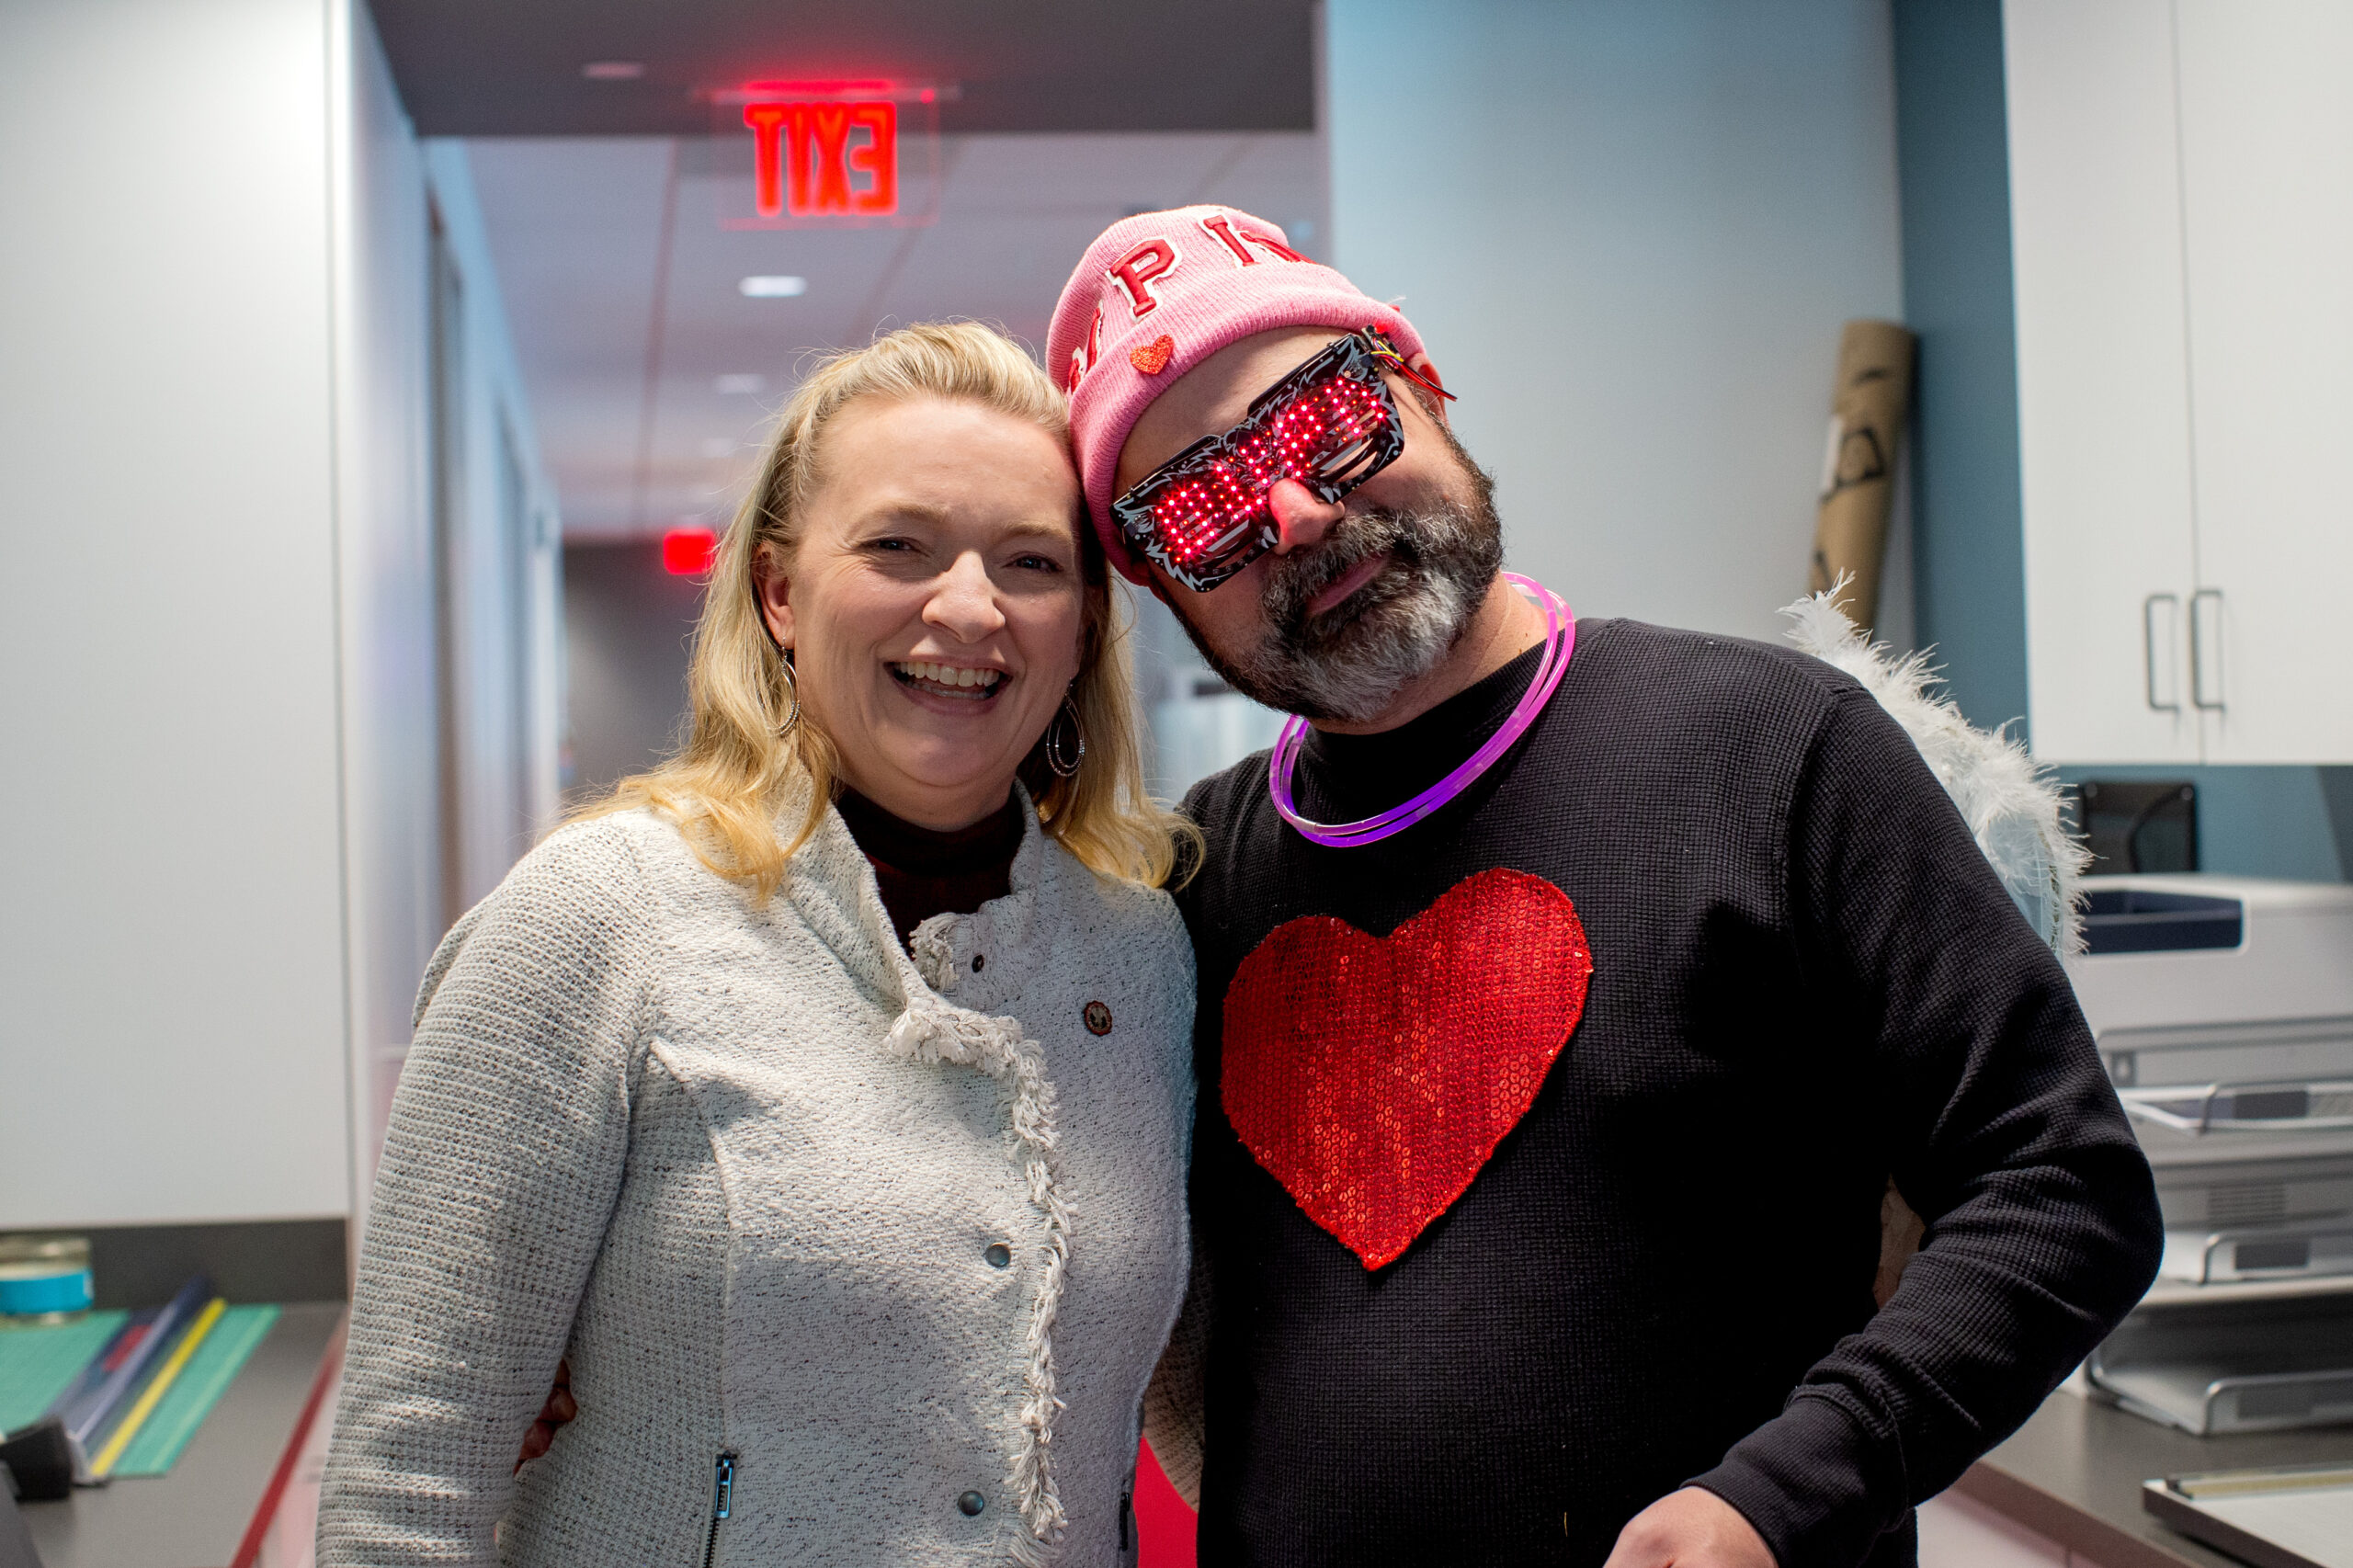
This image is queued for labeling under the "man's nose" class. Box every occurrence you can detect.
[925,551,1008,641]
[1269,478,1345,553]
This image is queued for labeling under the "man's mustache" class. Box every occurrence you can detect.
[1260,511,1419,630]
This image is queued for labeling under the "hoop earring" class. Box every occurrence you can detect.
[772,646,801,740]
[1044,697,1086,778]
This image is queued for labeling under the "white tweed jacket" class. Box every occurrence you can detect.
[317,794,1196,1567]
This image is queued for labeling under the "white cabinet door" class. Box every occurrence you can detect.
[2176,0,2353,763]
[2006,0,2205,764]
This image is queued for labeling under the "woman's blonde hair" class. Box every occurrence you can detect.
[578,321,1195,898]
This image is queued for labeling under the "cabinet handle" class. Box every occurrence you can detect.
[2144,593,2182,712]
[2191,589,2225,710]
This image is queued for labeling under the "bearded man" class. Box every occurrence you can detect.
[1046,209,2162,1568]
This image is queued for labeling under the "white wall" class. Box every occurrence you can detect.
[333,21,567,1200]
[0,0,559,1232]
[0,0,352,1225]
[423,142,565,915]
[330,0,438,1216]
[1326,0,1909,646]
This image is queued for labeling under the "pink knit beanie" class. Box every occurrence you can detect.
[1046,205,1426,584]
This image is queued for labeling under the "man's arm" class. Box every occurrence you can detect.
[1685,687,2163,1567]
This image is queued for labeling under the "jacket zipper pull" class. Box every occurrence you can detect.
[703,1452,736,1568]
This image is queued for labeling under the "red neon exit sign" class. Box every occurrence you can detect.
[717,82,941,230]
[744,100,895,218]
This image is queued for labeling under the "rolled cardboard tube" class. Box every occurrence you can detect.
[1809,320,1916,634]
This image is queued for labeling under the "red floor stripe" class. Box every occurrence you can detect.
[1136,1437,1198,1567]
[229,1312,347,1568]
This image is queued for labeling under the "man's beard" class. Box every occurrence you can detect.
[1171,448,1505,724]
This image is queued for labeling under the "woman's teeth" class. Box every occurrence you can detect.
[893,660,1006,698]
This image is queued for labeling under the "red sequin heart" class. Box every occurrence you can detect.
[1222,869,1592,1269]
[1129,334,1175,375]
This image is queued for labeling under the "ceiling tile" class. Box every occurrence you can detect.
[468,131,1324,540]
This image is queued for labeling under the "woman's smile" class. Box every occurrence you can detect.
[889,658,1009,703]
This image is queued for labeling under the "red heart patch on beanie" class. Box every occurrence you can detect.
[1222,869,1592,1269]
[1129,334,1176,375]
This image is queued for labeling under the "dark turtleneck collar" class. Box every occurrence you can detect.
[1292,642,1550,822]
[835,786,1025,950]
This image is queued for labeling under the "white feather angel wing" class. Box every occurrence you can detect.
[1780,586,2090,956]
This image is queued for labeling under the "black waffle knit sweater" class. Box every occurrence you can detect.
[1172,617,2162,1568]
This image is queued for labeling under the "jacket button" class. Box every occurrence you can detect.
[1083,1000,1112,1035]
[983,1243,1012,1269]
[971,953,985,972]
[958,1490,987,1517]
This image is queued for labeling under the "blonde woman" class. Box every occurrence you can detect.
[319,324,1198,1568]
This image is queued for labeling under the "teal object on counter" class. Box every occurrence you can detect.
[0,1267,94,1318]
[111,1303,280,1475]
[0,1310,131,1430]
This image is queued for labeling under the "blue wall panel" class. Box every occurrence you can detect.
[1892,0,2029,734]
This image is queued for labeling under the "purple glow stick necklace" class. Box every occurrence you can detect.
[1268,574,1574,847]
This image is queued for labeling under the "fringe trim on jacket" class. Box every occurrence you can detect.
[898,922,1074,1564]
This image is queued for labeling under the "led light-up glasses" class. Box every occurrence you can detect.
[1110,327,1452,592]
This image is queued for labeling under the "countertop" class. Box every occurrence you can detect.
[23,1299,2345,1568]
[1960,1385,2353,1568]
[19,1301,344,1568]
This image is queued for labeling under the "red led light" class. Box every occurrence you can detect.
[1111,331,1416,591]
[663,528,718,575]
[1144,376,1393,553]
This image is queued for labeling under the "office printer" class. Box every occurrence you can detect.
[2063,875,2353,1436]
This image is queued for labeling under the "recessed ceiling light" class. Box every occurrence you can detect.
[739,275,808,298]
[713,373,767,394]
[582,61,646,81]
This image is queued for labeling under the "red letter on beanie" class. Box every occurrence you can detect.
[1108,239,1181,317]
[1200,212,1305,267]
[1065,304,1103,392]
[1201,213,1257,266]
[1239,225,1304,264]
